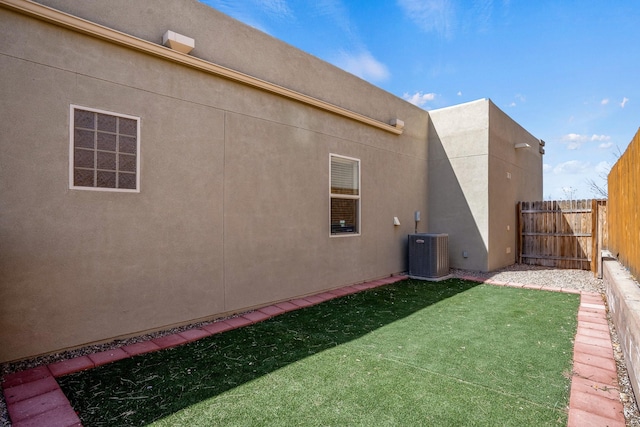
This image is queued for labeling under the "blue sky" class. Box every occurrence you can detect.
[201,0,640,200]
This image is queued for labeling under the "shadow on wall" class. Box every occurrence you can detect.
[427,121,487,271]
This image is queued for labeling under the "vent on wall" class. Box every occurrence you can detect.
[162,30,195,54]
[408,233,450,280]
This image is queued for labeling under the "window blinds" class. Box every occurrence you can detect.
[331,156,359,196]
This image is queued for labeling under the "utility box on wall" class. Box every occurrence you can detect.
[408,233,450,280]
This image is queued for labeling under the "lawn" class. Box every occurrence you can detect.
[58,279,579,426]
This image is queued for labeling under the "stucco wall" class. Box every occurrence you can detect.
[428,100,490,271]
[487,101,543,271]
[0,3,428,362]
[428,99,543,272]
[33,0,405,128]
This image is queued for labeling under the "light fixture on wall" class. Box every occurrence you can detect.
[393,217,401,226]
[514,142,531,149]
[390,118,405,130]
[162,30,195,54]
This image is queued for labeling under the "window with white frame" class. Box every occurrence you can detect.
[70,105,140,192]
[330,154,360,235]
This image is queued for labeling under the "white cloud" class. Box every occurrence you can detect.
[259,0,293,18]
[545,158,613,199]
[403,91,436,107]
[543,163,552,173]
[595,160,611,174]
[599,142,613,149]
[553,160,590,175]
[313,0,353,36]
[397,0,455,38]
[334,51,390,82]
[562,133,587,142]
[457,91,462,96]
[621,97,629,108]
[472,0,494,32]
[560,133,611,150]
[601,98,609,105]
[508,94,525,108]
[201,1,274,33]
[561,133,587,150]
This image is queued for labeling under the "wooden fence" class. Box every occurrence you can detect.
[608,128,640,280]
[517,199,607,275]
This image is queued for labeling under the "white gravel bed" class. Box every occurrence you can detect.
[452,263,605,293]
[1,264,638,426]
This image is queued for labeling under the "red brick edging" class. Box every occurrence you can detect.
[1,275,626,426]
[568,293,625,426]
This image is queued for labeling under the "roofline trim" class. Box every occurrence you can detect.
[0,0,403,135]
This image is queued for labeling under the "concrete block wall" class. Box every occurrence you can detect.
[603,258,640,402]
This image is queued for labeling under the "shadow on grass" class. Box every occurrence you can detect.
[58,278,478,425]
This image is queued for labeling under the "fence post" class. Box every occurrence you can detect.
[517,202,522,264]
[591,199,598,276]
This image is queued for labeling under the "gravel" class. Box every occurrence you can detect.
[452,263,606,293]
[1,264,638,426]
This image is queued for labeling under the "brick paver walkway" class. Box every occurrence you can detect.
[2,275,626,426]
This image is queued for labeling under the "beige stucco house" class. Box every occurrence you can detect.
[429,99,544,272]
[0,0,543,363]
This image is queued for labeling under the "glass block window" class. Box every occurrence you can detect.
[70,106,140,192]
[330,154,360,235]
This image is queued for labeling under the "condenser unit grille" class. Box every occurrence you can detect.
[408,233,450,280]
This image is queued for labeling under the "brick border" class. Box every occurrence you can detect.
[2,275,625,426]
[459,275,625,426]
[568,293,625,426]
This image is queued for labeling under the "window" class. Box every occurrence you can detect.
[70,105,140,192]
[330,154,360,235]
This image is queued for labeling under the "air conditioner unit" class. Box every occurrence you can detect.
[408,233,450,280]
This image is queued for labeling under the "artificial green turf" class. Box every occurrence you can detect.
[58,279,579,426]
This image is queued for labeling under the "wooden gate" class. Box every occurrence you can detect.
[517,199,607,274]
